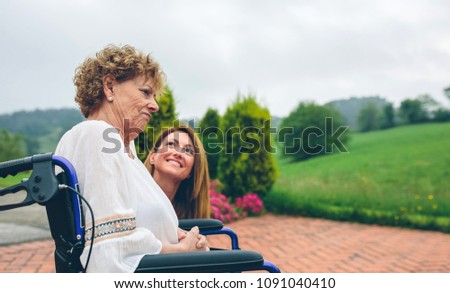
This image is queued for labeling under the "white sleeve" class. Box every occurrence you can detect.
[55,122,163,272]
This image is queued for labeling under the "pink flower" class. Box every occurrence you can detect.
[235,193,264,216]
[209,189,239,223]
[209,180,264,222]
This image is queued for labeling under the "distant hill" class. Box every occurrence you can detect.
[326,96,389,130]
[0,108,284,155]
[0,108,84,153]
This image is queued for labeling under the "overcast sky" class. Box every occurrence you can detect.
[1,0,450,119]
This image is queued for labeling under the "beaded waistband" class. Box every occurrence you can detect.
[85,216,136,242]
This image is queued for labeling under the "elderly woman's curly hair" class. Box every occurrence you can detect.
[74,44,165,118]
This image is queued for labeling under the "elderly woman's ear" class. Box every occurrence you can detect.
[102,74,116,98]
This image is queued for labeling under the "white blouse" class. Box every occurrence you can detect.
[55,120,178,272]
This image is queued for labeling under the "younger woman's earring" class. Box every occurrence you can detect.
[107,96,114,102]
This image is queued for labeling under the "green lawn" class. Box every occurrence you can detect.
[266,122,450,232]
[0,172,31,188]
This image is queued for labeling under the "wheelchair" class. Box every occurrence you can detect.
[0,153,280,273]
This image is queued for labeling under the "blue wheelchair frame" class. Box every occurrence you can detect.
[202,228,280,273]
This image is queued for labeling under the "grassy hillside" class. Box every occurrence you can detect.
[0,108,83,154]
[266,122,450,232]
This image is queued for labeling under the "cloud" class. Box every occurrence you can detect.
[1,0,449,119]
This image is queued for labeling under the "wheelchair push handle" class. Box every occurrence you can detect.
[0,153,56,179]
[0,155,34,178]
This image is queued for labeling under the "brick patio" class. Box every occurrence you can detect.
[1,214,449,273]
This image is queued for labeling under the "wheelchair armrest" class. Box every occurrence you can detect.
[135,249,264,273]
[178,219,224,232]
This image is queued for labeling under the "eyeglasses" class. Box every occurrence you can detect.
[157,141,195,156]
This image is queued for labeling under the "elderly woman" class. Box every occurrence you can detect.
[55,45,207,273]
[144,126,210,219]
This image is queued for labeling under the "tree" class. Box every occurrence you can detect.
[0,129,26,162]
[218,95,278,199]
[444,86,450,100]
[326,96,389,130]
[198,108,221,179]
[418,94,440,114]
[416,94,450,122]
[357,102,396,132]
[280,102,350,161]
[357,103,380,132]
[379,103,395,129]
[135,86,178,161]
[399,98,428,124]
[433,108,450,122]
[24,137,41,156]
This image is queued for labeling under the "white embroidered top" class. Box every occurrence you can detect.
[55,120,178,272]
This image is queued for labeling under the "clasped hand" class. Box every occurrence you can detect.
[177,226,209,251]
